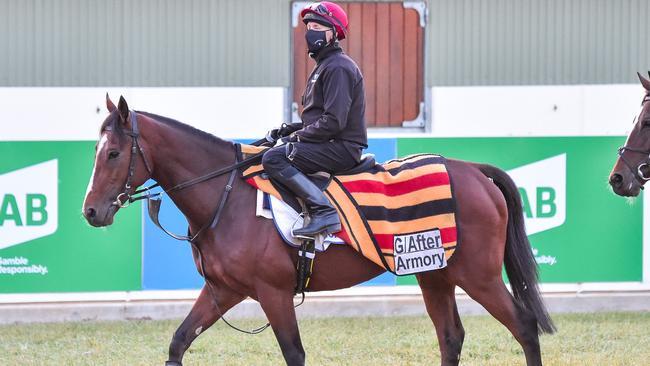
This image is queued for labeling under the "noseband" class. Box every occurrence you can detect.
[617,146,650,183]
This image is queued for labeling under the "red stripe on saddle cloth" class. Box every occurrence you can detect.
[341,172,450,196]
[336,228,353,249]
[246,177,259,189]
[372,234,394,250]
[372,227,457,251]
[440,227,458,243]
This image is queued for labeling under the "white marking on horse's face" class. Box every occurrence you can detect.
[84,133,109,199]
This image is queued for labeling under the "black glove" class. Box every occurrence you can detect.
[277,123,303,137]
[266,123,302,144]
[265,128,281,143]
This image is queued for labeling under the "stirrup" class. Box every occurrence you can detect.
[292,222,341,239]
[292,232,315,240]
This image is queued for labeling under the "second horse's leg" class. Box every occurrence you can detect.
[166,284,244,366]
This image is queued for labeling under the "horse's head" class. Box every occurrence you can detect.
[82,95,153,227]
[609,72,650,197]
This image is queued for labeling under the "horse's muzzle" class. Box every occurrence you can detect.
[82,204,116,227]
[609,172,642,197]
[609,173,623,189]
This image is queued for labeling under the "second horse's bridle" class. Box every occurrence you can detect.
[617,145,650,183]
[616,94,650,184]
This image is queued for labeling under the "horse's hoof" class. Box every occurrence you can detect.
[165,362,182,366]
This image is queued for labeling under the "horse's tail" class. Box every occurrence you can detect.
[477,164,556,334]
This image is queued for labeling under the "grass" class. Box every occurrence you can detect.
[1,312,649,365]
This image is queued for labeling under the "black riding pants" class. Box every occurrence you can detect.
[262,141,361,177]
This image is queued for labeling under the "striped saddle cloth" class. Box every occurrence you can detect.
[238,144,458,275]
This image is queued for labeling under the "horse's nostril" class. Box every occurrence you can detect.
[609,173,623,187]
[86,207,96,218]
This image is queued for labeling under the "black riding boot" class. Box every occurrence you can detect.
[272,166,341,237]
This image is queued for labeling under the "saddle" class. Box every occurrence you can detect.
[237,143,459,277]
[338,154,377,175]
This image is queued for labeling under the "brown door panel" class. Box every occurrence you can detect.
[292,1,424,128]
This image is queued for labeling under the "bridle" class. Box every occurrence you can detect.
[617,146,650,183]
[616,95,650,185]
[112,110,153,208]
[110,110,266,242]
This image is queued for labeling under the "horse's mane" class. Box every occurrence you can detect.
[100,110,232,148]
[136,111,231,147]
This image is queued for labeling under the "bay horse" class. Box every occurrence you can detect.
[610,72,650,196]
[82,95,555,366]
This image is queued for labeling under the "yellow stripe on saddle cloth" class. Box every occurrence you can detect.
[238,144,459,275]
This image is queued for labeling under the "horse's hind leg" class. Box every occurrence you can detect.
[417,271,465,366]
[166,284,245,366]
[459,276,542,366]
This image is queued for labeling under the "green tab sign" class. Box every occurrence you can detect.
[397,137,642,284]
[0,142,141,293]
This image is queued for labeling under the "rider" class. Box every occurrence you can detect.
[262,1,367,237]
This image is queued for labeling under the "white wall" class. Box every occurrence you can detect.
[0,88,285,141]
[430,84,643,137]
[0,85,643,141]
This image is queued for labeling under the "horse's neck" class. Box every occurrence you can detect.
[143,117,237,226]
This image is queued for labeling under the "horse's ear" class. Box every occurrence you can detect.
[638,72,650,91]
[106,93,117,112]
[117,95,130,123]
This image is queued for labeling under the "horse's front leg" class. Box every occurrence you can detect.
[166,284,244,366]
[258,285,305,366]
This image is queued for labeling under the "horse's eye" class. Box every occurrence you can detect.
[108,151,120,159]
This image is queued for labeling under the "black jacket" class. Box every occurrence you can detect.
[296,45,368,153]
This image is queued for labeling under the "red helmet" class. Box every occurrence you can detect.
[300,2,349,40]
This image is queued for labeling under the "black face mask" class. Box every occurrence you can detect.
[305,29,329,57]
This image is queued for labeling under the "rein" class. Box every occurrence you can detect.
[111,111,266,240]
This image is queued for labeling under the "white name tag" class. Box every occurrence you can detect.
[394,229,447,275]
